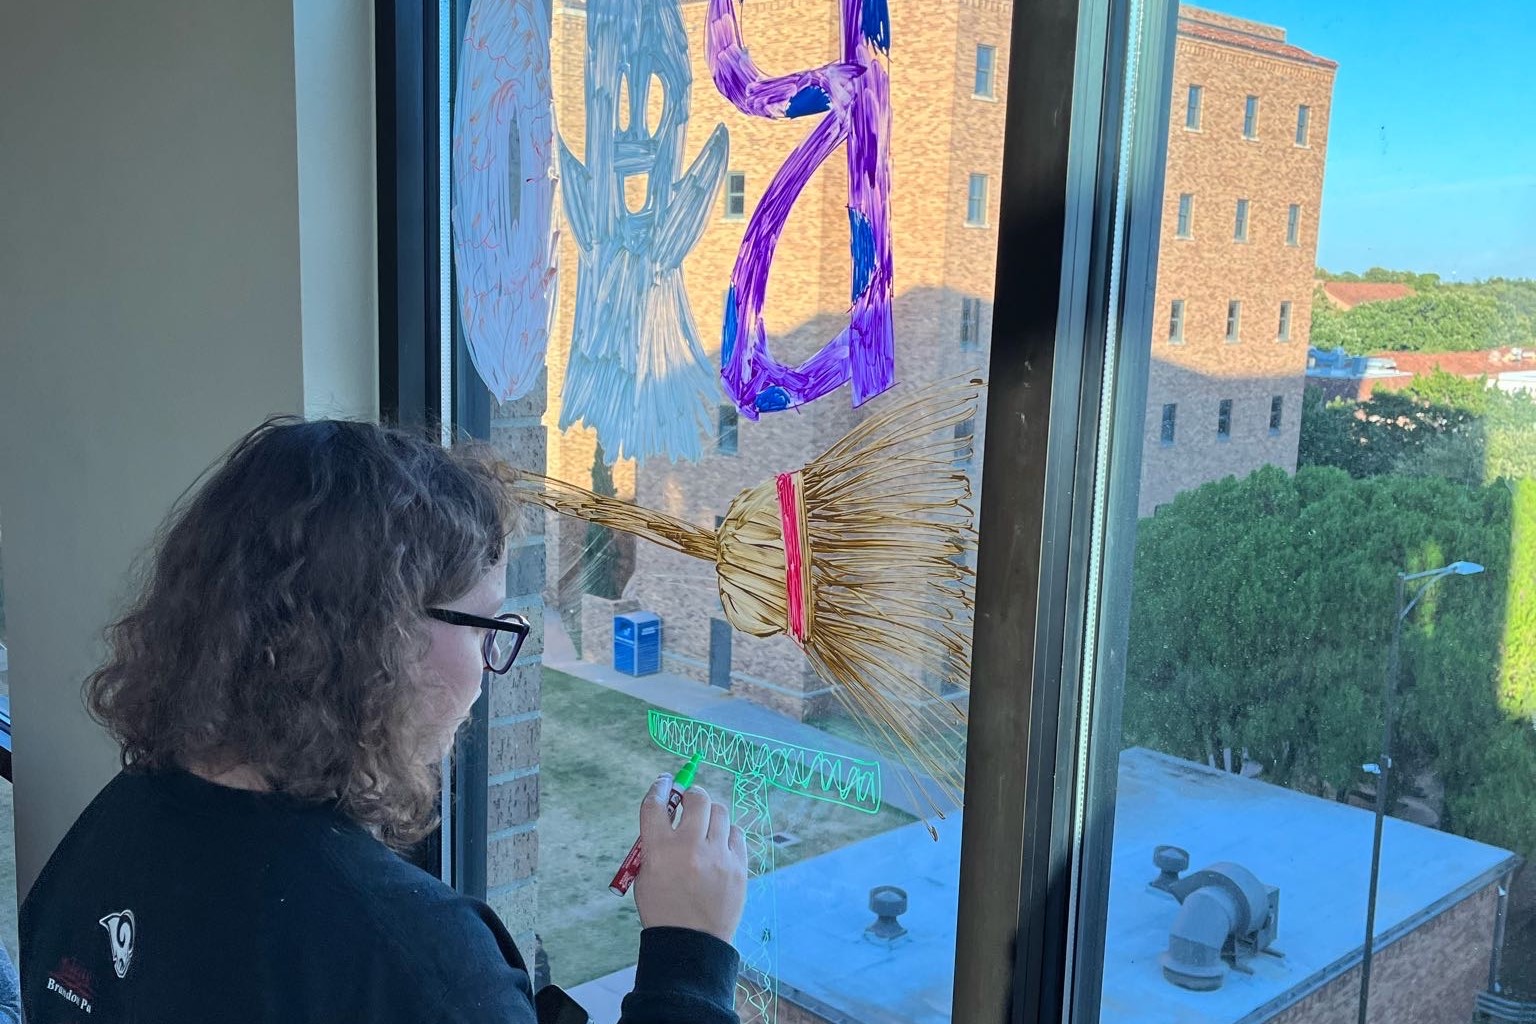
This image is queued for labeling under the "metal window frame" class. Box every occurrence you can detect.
[378,0,1179,1017]
[376,0,491,898]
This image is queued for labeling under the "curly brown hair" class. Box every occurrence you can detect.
[85,418,517,847]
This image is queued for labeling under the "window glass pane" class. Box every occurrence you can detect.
[1185,83,1202,129]
[725,171,746,218]
[966,173,988,225]
[448,3,1008,1020]
[1176,193,1193,238]
[974,44,995,97]
[1234,197,1249,241]
[1169,299,1184,342]
[1083,4,1536,1021]
[1161,403,1178,445]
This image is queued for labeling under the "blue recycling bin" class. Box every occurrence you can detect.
[614,611,662,677]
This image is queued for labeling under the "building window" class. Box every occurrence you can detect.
[1185,84,1203,130]
[1226,300,1241,342]
[1234,198,1249,242]
[1176,193,1193,238]
[1278,300,1293,341]
[1160,404,1177,446]
[1295,104,1311,146]
[1217,399,1233,441]
[1269,395,1284,435]
[1169,299,1185,343]
[960,297,982,350]
[724,172,746,219]
[717,404,739,454]
[1286,203,1301,247]
[955,417,977,466]
[966,174,988,226]
[1243,95,1259,139]
[974,45,996,98]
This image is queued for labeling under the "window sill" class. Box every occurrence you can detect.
[971,92,999,103]
[964,222,990,229]
[1225,337,1242,344]
[722,214,745,222]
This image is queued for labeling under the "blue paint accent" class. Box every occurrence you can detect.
[848,209,875,302]
[721,286,738,369]
[861,0,890,52]
[755,386,793,412]
[786,85,831,118]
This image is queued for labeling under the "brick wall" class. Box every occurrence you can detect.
[1266,880,1501,1024]
[487,380,548,950]
[1140,14,1337,515]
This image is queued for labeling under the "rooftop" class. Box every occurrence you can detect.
[752,748,1515,1024]
[1320,281,1418,310]
[1178,8,1338,70]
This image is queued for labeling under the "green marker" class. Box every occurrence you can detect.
[609,752,704,896]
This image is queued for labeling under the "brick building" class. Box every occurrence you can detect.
[1139,8,1337,515]
[540,3,1336,715]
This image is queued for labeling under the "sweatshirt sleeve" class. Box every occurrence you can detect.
[619,927,741,1024]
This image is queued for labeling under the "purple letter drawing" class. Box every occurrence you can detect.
[706,0,894,418]
[451,0,559,403]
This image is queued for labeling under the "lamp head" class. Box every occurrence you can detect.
[1450,561,1485,576]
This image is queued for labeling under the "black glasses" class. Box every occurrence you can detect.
[425,609,531,675]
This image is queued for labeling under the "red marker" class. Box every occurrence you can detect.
[609,752,704,897]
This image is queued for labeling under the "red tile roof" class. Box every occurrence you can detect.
[1370,350,1520,381]
[1320,281,1417,310]
[1177,18,1339,69]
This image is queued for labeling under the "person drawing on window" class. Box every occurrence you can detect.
[20,419,747,1024]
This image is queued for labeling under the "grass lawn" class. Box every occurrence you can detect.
[537,669,916,988]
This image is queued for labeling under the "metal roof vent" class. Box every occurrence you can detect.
[1153,854,1283,992]
[865,885,909,945]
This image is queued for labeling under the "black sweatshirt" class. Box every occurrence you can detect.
[21,769,740,1023]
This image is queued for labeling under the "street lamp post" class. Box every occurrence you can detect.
[1356,560,1483,1024]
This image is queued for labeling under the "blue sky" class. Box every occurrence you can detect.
[1208,0,1535,281]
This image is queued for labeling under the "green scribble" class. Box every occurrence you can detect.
[646,710,884,1024]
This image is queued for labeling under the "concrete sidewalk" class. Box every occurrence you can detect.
[540,609,957,821]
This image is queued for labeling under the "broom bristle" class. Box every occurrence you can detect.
[800,380,979,815]
[501,379,982,824]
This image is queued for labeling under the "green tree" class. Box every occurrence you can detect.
[1125,466,1534,860]
[583,445,623,600]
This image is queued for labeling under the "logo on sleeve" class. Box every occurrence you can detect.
[99,909,136,979]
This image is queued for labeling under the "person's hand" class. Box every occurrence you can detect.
[632,777,748,944]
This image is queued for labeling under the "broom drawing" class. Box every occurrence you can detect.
[501,380,980,817]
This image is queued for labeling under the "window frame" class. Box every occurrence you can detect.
[1243,93,1260,139]
[1175,192,1193,238]
[1217,397,1234,440]
[1234,196,1249,242]
[379,0,1181,1017]
[1168,298,1184,342]
[961,296,982,350]
[1278,298,1293,341]
[1160,402,1178,446]
[975,43,998,99]
[717,403,740,455]
[1295,103,1311,146]
[1287,201,1302,246]
[966,172,990,226]
[1226,298,1242,342]
[1270,394,1285,435]
[724,170,746,219]
[1185,82,1202,130]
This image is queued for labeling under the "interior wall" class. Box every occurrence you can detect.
[0,0,377,896]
